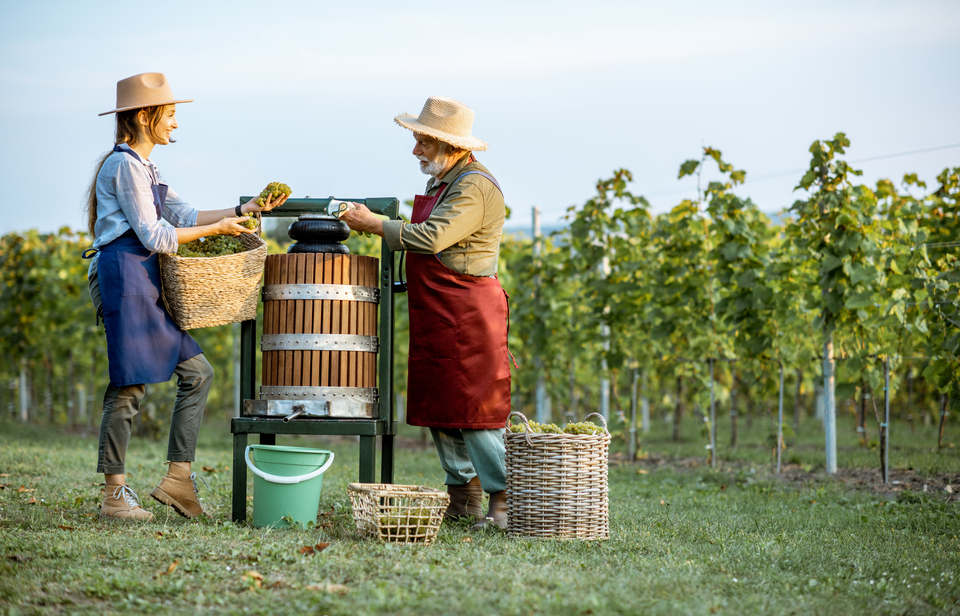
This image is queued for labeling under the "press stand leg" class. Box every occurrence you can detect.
[359,435,376,483]
[232,432,248,523]
[380,434,395,483]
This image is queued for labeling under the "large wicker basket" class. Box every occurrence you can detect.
[159,233,267,330]
[505,412,610,540]
[347,483,449,544]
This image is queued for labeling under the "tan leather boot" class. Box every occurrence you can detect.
[445,476,483,521]
[150,463,205,519]
[470,491,507,530]
[100,484,154,521]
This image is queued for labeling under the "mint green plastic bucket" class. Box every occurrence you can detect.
[244,445,335,528]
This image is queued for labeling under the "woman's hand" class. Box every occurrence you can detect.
[242,193,288,214]
[215,216,256,237]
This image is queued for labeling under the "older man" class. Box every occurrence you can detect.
[341,96,511,528]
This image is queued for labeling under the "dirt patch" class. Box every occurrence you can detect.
[612,452,960,503]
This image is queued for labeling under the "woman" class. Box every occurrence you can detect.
[84,72,286,521]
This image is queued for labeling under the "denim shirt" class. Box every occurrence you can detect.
[88,144,198,276]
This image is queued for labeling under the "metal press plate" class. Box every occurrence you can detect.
[244,388,379,419]
[260,334,379,353]
[262,284,380,304]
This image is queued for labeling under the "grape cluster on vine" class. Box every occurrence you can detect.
[256,182,292,206]
[176,235,246,258]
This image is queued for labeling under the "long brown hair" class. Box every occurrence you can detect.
[84,105,173,236]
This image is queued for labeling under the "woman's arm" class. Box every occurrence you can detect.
[195,193,289,226]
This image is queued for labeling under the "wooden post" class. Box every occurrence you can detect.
[709,358,716,469]
[777,362,784,474]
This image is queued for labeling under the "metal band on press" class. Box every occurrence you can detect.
[261,284,380,303]
[260,386,378,403]
[260,334,379,353]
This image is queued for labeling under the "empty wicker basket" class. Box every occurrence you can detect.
[159,232,267,330]
[505,411,610,540]
[347,483,449,544]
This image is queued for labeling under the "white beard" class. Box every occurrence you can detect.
[418,154,449,178]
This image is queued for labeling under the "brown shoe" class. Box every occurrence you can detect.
[445,476,483,521]
[150,463,206,519]
[100,484,154,521]
[470,491,507,530]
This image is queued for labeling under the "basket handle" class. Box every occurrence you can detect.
[508,411,536,446]
[244,446,335,485]
[583,412,609,434]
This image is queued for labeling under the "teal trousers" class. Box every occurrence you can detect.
[430,427,506,493]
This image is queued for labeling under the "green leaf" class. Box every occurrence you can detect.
[851,263,878,285]
[845,290,874,310]
[678,160,700,179]
[822,254,843,272]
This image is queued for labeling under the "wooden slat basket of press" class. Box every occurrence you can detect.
[159,230,267,330]
[504,411,610,540]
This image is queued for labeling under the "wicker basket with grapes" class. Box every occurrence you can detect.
[504,412,610,541]
[347,483,448,544]
[157,184,286,329]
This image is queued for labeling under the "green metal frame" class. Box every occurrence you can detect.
[231,197,399,523]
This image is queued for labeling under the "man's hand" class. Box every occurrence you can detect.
[339,202,387,238]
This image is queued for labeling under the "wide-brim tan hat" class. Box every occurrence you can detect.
[394,96,488,151]
[99,72,193,116]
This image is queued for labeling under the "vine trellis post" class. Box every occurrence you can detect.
[532,206,548,423]
[820,165,838,475]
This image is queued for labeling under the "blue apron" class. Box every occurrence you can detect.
[90,147,202,386]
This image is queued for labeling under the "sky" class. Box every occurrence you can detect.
[1,0,959,236]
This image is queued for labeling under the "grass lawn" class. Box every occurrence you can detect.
[1,414,958,615]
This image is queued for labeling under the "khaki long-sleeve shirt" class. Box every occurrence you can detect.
[383,154,505,277]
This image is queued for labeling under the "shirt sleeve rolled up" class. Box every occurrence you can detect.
[112,159,179,254]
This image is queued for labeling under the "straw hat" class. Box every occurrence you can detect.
[99,72,193,116]
[394,97,488,151]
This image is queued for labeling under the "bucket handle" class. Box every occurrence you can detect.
[244,446,335,485]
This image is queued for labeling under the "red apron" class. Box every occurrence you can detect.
[405,186,512,429]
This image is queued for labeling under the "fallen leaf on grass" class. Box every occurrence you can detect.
[299,543,330,556]
[26,497,37,505]
[0,473,9,477]
[719,485,727,491]
[155,532,164,539]
[7,555,31,562]
[636,469,649,475]
[946,485,954,494]
[461,537,472,543]
[0,484,5,490]
[304,583,348,594]
[243,570,263,589]
[246,496,253,501]
[202,466,217,473]
[57,525,76,531]
[16,486,35,493]
[158,560,179,577]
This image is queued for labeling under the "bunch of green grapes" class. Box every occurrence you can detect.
[177,235,245,258]
[238,215,258,230]
[508,420,562,434]
[563,421,605,435]
[380,507,430,539]
[256,182,292,206]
